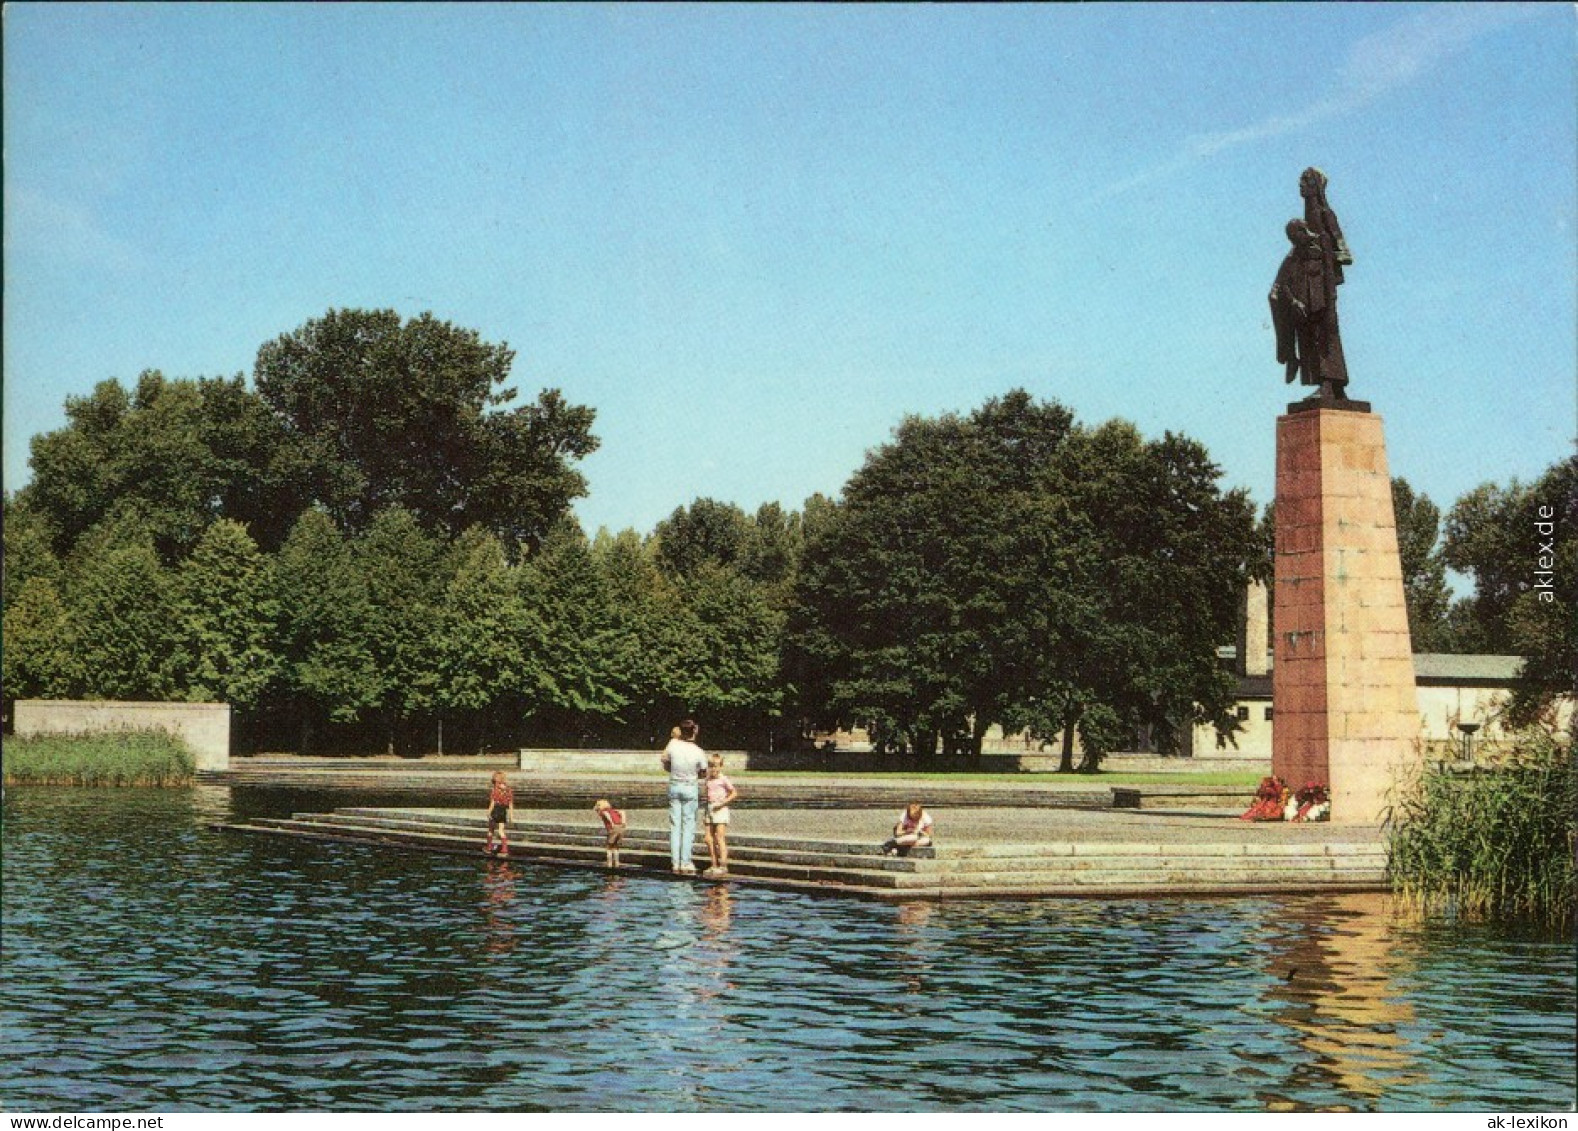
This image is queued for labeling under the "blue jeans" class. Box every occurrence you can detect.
[668,781,699,869]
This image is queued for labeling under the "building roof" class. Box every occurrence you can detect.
[1411,653,1524,684]
[1219,647,1526,688]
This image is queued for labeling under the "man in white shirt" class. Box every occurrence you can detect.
[660,719,708,874]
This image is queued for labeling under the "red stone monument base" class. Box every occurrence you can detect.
[1273,407,1420,825]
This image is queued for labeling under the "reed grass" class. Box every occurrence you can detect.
[1387,730,1576,929]
[3,731,196,787]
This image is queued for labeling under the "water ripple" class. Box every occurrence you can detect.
[3,787,1573,1112]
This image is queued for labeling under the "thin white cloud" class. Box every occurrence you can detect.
[3,188,141,272]
[1091,4,1546,202]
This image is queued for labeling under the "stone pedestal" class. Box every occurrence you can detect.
[1272,406,1419,824]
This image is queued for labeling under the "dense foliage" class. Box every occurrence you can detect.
[253,309,598,549]
[785,390,1258,769]
[1388,728,1576,928]
[1443,456,1577,730]
[16,308,598,560]
[6,318,1567,764]
[1391,477,1455,653]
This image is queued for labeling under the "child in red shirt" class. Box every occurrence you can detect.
[485,771,514,856]
[594,798,627,868]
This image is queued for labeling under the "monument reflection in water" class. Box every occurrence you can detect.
[1258,894,1422,1106]
[4,786,1573,1113]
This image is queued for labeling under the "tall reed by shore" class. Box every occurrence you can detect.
[3,731,196,787]
[1388,729,1576,929]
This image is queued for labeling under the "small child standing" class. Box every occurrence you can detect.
[593,798,627,868]
[485,771,514,857]
[702,754,740,877]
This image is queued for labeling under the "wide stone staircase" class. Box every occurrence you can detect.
[221,807,1388,900]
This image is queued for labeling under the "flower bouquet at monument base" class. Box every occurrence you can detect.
[1291,781,1331,822]
[1241,775,1291,821]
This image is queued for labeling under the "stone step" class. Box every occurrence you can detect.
[247,812,1385,887]
[321,810,1385,865]
[245,817,926,890]
[247,816,1385,892]
[369,811,1381,856]
[252,814,935,881]
[332,809,923,856]
[224,821,905,899]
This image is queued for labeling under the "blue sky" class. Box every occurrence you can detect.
[5,3,1573,538]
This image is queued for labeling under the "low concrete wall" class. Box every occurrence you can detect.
[522,747,938,774]
[520,748,1250,775]
[13,700,230,772]
[522,748,758,774]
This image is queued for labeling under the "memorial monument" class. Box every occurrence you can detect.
[1268,168,1419,824]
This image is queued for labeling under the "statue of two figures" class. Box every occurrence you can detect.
[1270,167,1355,401]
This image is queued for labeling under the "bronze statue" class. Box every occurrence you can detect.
[1270,168,1354,398]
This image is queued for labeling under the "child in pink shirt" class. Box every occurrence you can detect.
[884,800,934,856]
[702,754,740,877]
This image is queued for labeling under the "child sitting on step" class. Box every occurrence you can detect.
[594,798,627,868]
[883,800,934,857]
[485,771,514,857]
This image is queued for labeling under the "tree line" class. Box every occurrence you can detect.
[4,308,1570,758]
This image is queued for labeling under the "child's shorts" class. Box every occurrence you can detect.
[489,804,509,828]
[605,825,626,845]
[705,806,731,826]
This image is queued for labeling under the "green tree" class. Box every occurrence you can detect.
[671,562,787,746]
[20,371,304,560]
[789,392,1079,760]
[2,576,80,702]
[1392,478,1455,652]
[649,499,797,745]
[419,526,533,752]
[740,501,804,596]
[593,528,696,743]
[63,520,177,700]
[254,308,598,549]
[788,391,1254,770]
[353,507,448,754]
[519,519,625,743]
[1046,423,1255,770]
[1501,458,1576,730]
[2,496,61,612]
[167,519,282,712]
[654,498,751,579]
[1442,458,1576,730]
[272,509,381,749]
[1443,478,1539,654]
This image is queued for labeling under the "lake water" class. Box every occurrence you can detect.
[2,787,1573,1113]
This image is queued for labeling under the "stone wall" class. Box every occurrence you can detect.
[13,700,230,771]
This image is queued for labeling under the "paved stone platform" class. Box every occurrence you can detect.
[219,803,1384,901]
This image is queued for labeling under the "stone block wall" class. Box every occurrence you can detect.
[13,700,230,772]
